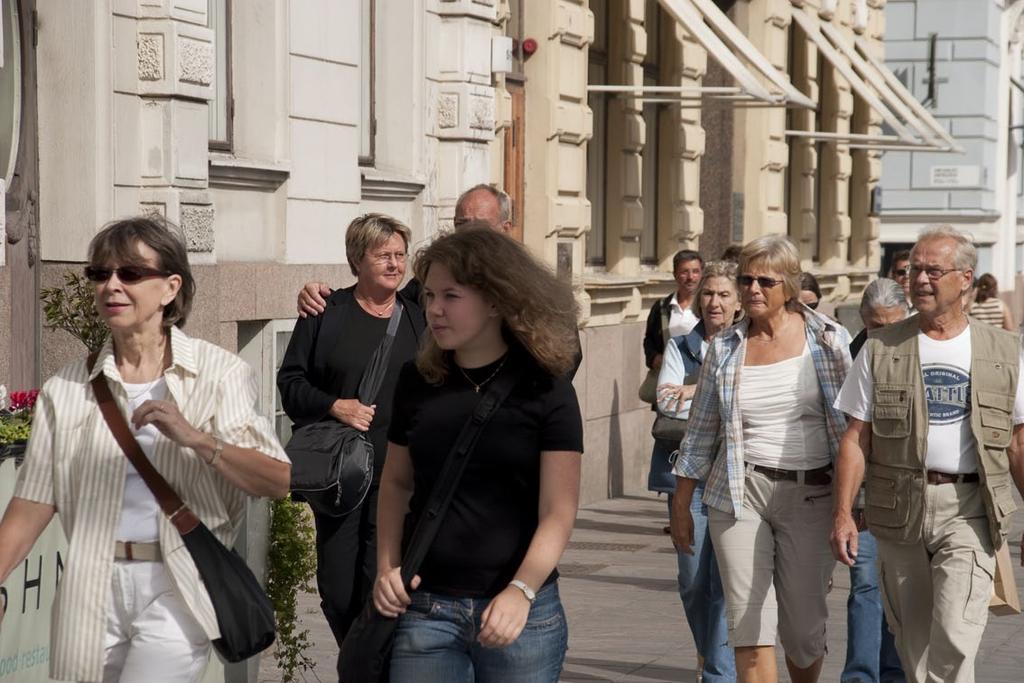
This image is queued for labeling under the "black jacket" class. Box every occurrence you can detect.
[276,286,426,427]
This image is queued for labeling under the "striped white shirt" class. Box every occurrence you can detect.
[14,326,289,682]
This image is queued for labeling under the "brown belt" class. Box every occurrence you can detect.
[926,470,980,485]
[747,463,833,486]
[114,540,162,562]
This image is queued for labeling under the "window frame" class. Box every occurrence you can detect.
[207,0,233,151]
[359,0,376,166]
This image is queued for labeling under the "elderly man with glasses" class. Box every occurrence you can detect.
[831,225,1024,683]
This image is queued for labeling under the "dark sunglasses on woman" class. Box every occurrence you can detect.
[737,275,784,289]
[84,265,171,283]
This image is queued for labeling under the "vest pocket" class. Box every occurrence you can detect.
[864,467,910,528]
[871,384,912,439]
[991,483,1018,520]
[978,391,1014,448]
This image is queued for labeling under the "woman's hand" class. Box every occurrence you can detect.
[670,494,695,555]
[330,399,376,431]
[656,384,696,411]
[132,400,204,449]
[373,566,420,618]
[478,585,532,648]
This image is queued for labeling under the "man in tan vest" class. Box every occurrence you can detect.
[830,225,1024,683]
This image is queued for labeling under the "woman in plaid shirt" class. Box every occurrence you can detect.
[670,236,851,683]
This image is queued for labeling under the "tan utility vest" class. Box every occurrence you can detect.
[863,316,1019,546]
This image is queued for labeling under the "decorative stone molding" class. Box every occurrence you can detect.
[177,37,214,86]
[360,169,426,201]
[137,0,208,26]
[435,0,498,22]
[435,83,495,140]
[181,204,215,252]
[135,18,214,100]
[208,155,290,191]
[137,34,164,81]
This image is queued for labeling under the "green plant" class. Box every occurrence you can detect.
[40,271,109,352]
[266,498,318,681]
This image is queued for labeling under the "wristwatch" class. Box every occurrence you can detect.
[509,579,536,604]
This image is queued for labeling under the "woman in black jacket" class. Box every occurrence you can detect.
[277,213,424,646]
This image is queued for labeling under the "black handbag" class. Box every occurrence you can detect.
[88,356,276,662]
[337,357,520,682]
[651,414,687,442]
[286,303,403,517]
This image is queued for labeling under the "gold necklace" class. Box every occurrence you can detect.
[458,355,509,393]
[357,294,395,317]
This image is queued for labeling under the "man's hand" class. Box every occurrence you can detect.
[297,282,332,318]
[330,399,375,431]
[670,494,696,554]
[831,510,860,566]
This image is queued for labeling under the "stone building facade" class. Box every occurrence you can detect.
[0,0,913,514]
[881,0,1024,311]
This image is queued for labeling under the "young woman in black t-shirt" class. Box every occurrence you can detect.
[374,227,583,683]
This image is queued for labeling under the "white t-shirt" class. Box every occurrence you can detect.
[117,378,167,542]
[668,294,699,339]
[835,327,1024,474]
[739,343,831,470]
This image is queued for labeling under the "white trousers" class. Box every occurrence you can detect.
[101,560,211,683]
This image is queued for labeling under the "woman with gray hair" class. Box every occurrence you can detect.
[841,277,908,683]
[277,213,426,646]
[673,235,852,683]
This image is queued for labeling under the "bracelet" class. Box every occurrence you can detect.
[509,579,536,604]
[204,438,225,467]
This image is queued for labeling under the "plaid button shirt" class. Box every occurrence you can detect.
[673,308,852,517]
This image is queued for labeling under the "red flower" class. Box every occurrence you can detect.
[9,389,39,412]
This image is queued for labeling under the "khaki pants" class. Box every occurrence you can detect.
[707,466,836,668]
[875,482,995,683]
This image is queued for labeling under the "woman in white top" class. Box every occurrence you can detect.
[0,216,290,683]
[672,236,852,683]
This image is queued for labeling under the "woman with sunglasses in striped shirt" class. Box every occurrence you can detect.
[0,216,290,682]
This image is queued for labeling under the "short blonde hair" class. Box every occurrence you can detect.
[738,235,802,304]
[345,213,412,276]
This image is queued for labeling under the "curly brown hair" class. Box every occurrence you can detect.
[413,226,579,383]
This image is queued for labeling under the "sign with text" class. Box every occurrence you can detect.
[0,460,65,683]
[930,165,982,188]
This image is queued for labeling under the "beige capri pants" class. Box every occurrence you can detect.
[706,465,836,668]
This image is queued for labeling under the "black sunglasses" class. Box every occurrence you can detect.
[84,265,171,283]
[737,275,784,289]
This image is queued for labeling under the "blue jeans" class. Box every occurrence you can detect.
[390,582,568,683]
[669,493,735,683]
[842,529,905,683]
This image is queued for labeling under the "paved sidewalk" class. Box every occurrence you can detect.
[258,494,1024,682]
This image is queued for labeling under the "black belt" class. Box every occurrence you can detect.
[926,470,979,485]
[747,463,833,486]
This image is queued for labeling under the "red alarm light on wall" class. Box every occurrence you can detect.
[522,38,538,57]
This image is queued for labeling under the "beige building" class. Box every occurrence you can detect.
[0,0,936,510]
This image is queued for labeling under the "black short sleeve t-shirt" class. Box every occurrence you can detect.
[388,348,584,598]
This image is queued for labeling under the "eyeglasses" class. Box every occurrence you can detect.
[892,268,909,278]
[908,265,961,281]
[84,265,171,283]
[737,275,785,289]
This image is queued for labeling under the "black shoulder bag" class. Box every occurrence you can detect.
[337,357,520,682]
[286,302,403,517]
[88,355,276,663]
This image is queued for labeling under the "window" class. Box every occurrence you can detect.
[640,76,659,264]
[640,1,660,264]
[360,0,375,163]
[0,0,22,183]
[207,0,231,149]
[586,0,608,266]
[236,319,297,443]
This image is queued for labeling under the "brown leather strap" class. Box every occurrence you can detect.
[87,352,200,535]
